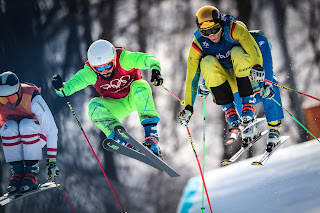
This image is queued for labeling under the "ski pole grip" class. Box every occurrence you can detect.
[52,75,64,91]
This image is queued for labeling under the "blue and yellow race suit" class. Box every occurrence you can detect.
[184,14,262,111]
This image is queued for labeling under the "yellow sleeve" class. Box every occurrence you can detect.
[184,38,203,107]
[230,21,263,66]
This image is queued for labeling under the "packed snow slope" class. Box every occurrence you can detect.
[177,140,320,213]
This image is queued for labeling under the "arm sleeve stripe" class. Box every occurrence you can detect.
[191,42,202,56]
[230,22,237,41]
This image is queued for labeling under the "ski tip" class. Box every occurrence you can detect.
[252,162,263,166]
[221,160,232,166]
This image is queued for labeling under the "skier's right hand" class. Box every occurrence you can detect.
[198,84,210,99]
[178,106,193,126]
[52,75,64,90]
[52,75,64,97]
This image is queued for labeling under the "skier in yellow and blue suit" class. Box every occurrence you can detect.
[199,22,285,151]
[178,6,264,142]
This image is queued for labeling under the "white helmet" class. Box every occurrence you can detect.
[87,39,116,66]
[0,71,20,97]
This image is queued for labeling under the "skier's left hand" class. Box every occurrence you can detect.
[46,158,60,182]
[151,69,163,86]
[52,75,64,97]
[261,82,275,99]
[52,75,64,90]
[251,65,265,83]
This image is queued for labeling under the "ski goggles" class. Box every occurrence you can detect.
[0,93,19,105]
[199,23,222,37]
[92,59,116,74]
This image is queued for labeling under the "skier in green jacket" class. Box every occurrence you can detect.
[53,39,163,157]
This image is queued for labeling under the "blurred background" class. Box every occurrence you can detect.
[0,0,319,212]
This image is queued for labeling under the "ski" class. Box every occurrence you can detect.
[0,182,58,206]
[114,126,180,178]
[224,117,266,145]
[221,129,268,166]
[252,136,290,166]
[102,138,163,171]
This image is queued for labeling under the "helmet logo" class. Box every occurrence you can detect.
[97,57,102,62]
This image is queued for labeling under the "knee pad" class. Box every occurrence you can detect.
[236,77,254,97]
[210,81,234,105]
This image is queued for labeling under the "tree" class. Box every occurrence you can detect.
[272,0,308,143]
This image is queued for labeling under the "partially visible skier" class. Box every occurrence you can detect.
[52,39,163,157]
[198,21,284,152]
[0,71,59,193]
[178,6,264,143]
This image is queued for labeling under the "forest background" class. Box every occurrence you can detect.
[0,0,319,212]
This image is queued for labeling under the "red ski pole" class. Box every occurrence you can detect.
[54,182,76,213]
[161,85,185,105]
[186,126,213,213]
[52,75,127,213]
[160,85,213,212]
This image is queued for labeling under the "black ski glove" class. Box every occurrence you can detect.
[52,75,64,91]
[151,69,163,86]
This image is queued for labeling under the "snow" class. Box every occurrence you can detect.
[177,139,320,213]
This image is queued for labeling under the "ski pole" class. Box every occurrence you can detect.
[52,76,127,213]
[201,98,206,213]
[160,85,212,211]
[54,182,76,213]
[264,79,320,102]
[271,98,320,143]
[161,85,185,105]
[186,126,213,213]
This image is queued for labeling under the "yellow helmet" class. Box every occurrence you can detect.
[196,6,221,29]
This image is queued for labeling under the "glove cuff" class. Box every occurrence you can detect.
[185,105,194,113]
[253,64,263,70]
[152,69,161,76]
[47,158,56,163]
